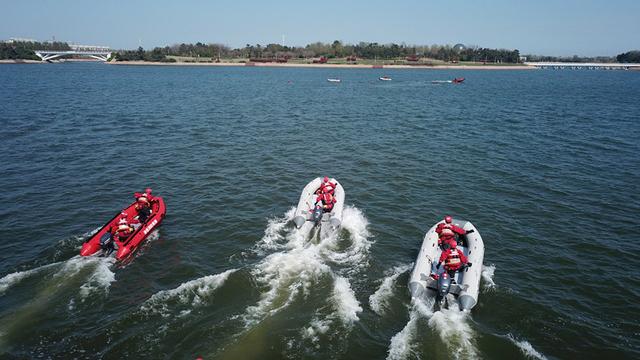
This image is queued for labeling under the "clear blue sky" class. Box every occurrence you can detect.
[2,0,639,56]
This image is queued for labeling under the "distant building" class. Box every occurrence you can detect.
[453,43,466,52]
[5,37,38,43]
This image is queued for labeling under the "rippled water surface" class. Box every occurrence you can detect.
[1,63,639,359]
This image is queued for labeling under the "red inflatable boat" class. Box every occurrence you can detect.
[80,197,166,261]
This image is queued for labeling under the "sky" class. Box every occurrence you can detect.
[1,0,639,56]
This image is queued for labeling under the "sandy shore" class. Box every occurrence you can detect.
[0,59,43,64]
[108,60,535,70]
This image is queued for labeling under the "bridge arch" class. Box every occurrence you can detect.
[35,45,112,62]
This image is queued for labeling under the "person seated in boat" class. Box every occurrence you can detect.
[436,242,471,281]
[316,191,337,212]
[112,212,135,242]
[134,188,154,204]
[315,177,337,195]
[436,215,467,248]
[134,195,152,223]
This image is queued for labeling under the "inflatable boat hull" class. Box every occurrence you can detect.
[292,178,344,236]
[80,197,166,261]
[409,219,484,311]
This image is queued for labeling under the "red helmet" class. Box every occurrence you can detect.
[323,176,329,182]
[444,215,453,224]
[450,241,457,249]
[145,188,152,194]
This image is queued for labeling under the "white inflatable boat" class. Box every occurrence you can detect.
[409,218,484,311]
[292,177,344,236]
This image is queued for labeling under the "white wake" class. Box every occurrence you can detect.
[481,264,496,290]
[386,298,479,360]
[141,268,237,317]
[242,206,370,332]
[369,263,413,315]
[507,334,548,360]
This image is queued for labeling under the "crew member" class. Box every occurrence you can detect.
[316,177,337,195]
[317,191,337,212]
[436,242,471,280]
[112,212,134,242]
[436,215,467,248]
[134,196,152,223]
[134,188,154,203]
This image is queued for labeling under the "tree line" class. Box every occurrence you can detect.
[3,39,639,64]
[616,50,640,63]
[523,54,615,63]
[114,41,522,63]
[0,41,70,60]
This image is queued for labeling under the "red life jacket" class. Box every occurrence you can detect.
[319,181,335,194]
[440,224,455,237]
[444,249,462,268]
[321,193,335,209]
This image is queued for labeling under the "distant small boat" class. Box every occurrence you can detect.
[327,78,341,83]
[432,77,465,84]
[379,76,392,81]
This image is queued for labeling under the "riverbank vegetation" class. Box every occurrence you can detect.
[0,41,70,60]
[114,41,522,64]
[616,50,640,63]
[114,47,176,62]
[3,39,639,65]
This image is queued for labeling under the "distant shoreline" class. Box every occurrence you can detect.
[107,60,536,70]
[0,59,43,64]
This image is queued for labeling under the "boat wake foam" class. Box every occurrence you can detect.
[77,257,116,300]
[331,276,362,324]
[386,298,479,360]
[1,254,116,301]
[0,262,61,296]
[66,256,116,310]
[428,306,478,359]
[507,334,547,360]
[299,275,362,346]
[243,240,330,326]
[302,317,332,344]
[241,206,370,332]
[253,207,296,255]
[141,268,237,317]
[481,264,496,290]
[321,206,372,277]
[369,263,413,315]
[1,228,103,294]
[387,304,422,360]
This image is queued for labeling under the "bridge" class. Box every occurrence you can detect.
[525,62,640,70]
[35,45,112,62]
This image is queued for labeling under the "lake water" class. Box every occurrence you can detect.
[0,63,639,359]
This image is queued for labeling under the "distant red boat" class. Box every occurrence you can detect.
[452,77,465,83]
[80,197,166,261]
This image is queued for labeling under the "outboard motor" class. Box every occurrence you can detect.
[311,205,324,225]
[99,233,117,256]
[437,271,452,303]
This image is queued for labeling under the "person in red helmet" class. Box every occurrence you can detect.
[436,242,471,280]
[134,188,154,203]
[133,188,154,223]
[436,215,467,248]
[316,176,337,196]
[112,212,134,242]
[317,191,337,212]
